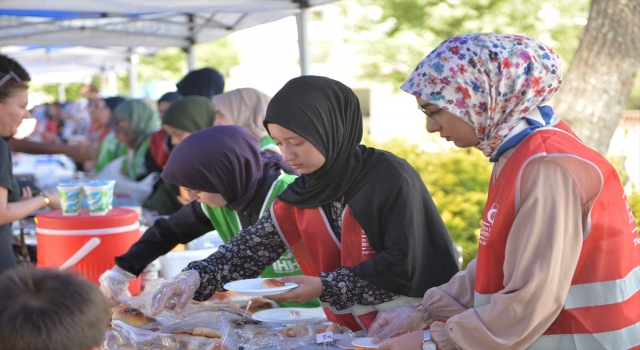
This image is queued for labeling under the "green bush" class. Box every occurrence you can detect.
[626,185,640,228]
[365,137,640,270]
[364,138,492,268]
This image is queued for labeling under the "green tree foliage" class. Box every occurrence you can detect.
[117,38,240,96]
[196,37,241,79]
[626,186,640,231]
[352,0,589,85]
[364,136,492,267]
[41,82,84,102]
[138,47,186,84]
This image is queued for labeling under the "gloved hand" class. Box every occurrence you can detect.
[99,265,136,307]
[149,270,200,316]
[369,307,427,344]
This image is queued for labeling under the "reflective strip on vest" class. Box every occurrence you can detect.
[564,265,640,309]
[528,322,640,350]
[475,265,640,310]
[475,264,640,348]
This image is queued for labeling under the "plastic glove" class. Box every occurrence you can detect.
[149,270,200,316]
[99,265,136,307]
[369,307,427,344]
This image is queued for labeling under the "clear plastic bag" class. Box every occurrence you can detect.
[103,282,240,350]
[104,320,179,350]
[237,321,353,350]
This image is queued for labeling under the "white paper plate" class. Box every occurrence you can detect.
[223,278,298,296]
[251,307,327,323]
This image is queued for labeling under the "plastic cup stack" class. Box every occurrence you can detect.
[105,180,116,210]
[83,180,112,216]
[56,182,83,216]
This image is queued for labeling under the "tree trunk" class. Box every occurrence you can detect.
[551,0,640,155]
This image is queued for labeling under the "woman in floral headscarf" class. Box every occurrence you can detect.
[369,33,640,350]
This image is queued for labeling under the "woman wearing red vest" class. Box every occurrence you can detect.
[369,33,640,350]
[149,76,460,333]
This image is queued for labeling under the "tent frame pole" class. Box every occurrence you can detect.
[295,1,310,76]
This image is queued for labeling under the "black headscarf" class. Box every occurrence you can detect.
[176,68,225,99]
[161,125,297,213]
[104,96,126,113]
[158,91,183,104]
[264,76,459,297]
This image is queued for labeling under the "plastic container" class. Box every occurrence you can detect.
[56,182,83,216]
[35,208,142,294]
[83,181,111,215]
[158,248,217,280]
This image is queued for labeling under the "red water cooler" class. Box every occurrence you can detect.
[35,208,142,294]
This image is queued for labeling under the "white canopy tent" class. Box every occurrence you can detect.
[0,46,152,85]
[0,0,338,82]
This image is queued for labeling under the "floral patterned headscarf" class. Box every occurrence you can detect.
[401,33,562,161]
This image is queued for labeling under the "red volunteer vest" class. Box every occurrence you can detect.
[270,199,379,332]
[148,129,170,168]
[476,122,640,349]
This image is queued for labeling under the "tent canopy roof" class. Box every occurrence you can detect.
[0,0,336,47]
[1,45,152,83]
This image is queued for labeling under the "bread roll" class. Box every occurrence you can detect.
[248,298,273,314]
[111,304,156,327]
[325,323,343,334]
[260,278,285,289]
[192,327,222,339]
[282,325,309,338]
[174,334,224,350]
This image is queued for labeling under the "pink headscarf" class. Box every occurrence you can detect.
[401,33,562,160]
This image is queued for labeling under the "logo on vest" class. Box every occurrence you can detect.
[480,203,498,245]
[361,231,376,255]
[271,251,301,273]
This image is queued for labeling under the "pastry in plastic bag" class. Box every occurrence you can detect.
[111,303,157,328]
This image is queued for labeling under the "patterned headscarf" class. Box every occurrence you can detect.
[401,33,562,161]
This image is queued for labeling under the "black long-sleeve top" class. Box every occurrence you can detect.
[184,198,398,311]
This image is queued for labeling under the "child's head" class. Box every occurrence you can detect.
[0,267,110,350]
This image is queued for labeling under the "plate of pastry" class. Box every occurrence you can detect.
[223,278,298,296]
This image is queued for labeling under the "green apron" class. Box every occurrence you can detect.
[202,172,320,308]
[259,135,276,148]
[95,131,128,173]
[121,139,150,179]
